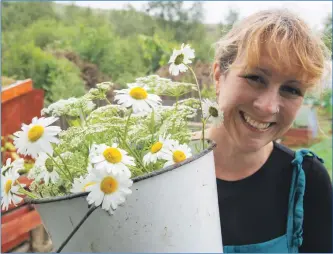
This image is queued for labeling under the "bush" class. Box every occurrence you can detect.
[2,41,85,105]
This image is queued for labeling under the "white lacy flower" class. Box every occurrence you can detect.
[202,99,224,128]
[90,143,135,177]
[168,43,195,76]
[143,134,176,165]
[114,83,161,113]
[96,82,113,92]
[33,153,60,185]
[1,168,25,211]
[86,170,133,215]
[41,98,76,116]
[13,116,61,158]
[41,98,95,117]
[162,143,192,168]
[70,174,96,193]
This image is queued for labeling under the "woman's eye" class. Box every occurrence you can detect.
[242,75,265,85]
[280,85,302,97]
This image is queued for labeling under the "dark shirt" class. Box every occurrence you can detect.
[217,141,332,252]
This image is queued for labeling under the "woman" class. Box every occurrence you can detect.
[208,9,332,253]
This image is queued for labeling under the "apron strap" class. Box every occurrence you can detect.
[286,149,324,252]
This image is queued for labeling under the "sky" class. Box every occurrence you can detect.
[58,1,332,30]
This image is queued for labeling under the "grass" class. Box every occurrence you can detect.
[308,137,332,178]
[289,108,332,179]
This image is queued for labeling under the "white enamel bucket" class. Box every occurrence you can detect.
[30,142,223,252]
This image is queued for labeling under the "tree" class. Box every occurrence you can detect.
[218,8,240,37]
[2,2,59,31]
[225,8,240,28]
[144,1,206,43]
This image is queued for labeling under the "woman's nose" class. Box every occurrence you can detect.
[253,89,280,115]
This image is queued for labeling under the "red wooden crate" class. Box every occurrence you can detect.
[1,176,43,253]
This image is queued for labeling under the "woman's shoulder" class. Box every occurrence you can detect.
[273,141,331,186]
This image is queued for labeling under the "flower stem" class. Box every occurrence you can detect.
[123,108,133,142]
[122,140,148,172]
[186,64,205,149]
[105,97,112,105]
[175,95,179,110]
[150,109,155,143]
[79,106,88,126]
[54,151,74,181]
[201,118,206,149]
[46,153,73,182]
[16,181,39,199]
[120,108,147,172]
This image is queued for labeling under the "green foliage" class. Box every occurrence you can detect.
[201,85,216,100]
[108,7,156,37]
[2,41,84,105]
[2,2,59,31]
[322,13,332,53]
[3,1,330,107]
[138,34,172,73]
[46,59,86,104]
[309,137,332,179]
[320,88,333,116]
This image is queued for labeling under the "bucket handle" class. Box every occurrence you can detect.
[56,205,98,252]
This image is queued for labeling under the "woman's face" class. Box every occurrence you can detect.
[214,52,308,152]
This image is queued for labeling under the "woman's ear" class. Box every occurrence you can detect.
[213,62,221,97]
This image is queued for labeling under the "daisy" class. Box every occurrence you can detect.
[202,99,224,128]
[168,43,195,76]
[13,116,61,159]
[90,143,135,177]
[162,143,192,168]
[86,170,133,214]
[70,174,96,193]
[1,168,25,211]
[143,134,175,165]
[33,153,60,185]
[1,158,25,175]
[114,83,161,113]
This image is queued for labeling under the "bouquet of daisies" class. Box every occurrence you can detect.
[1,44,224,215]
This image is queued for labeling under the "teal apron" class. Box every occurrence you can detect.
[223,149,324,253]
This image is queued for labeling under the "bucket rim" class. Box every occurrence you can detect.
[28,140,216,204]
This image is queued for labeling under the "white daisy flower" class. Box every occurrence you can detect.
[33,153,60,185]
[168,43,195,76]
[162,143,192,168]
[114,83,162,113]
[143,134,176,165]
[1,168,25,211]
[86,170,133,214]
[202,99,224,128]
[13,116,61,159]
[70,174,96,193]
[1,158,25,176]
[90,143,135,177]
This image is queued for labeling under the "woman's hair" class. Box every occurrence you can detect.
[214,8,331,88]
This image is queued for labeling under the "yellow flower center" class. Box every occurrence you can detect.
[5,179,12,194]
[129,87,148,100]
[103,148,122,164]
[100,176,118,194]
[151,142,163,153]
[82,182,96,192]
[28,125,44,142]
[173,150,186,163]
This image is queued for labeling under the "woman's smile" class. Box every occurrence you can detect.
[239,111,276,133]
